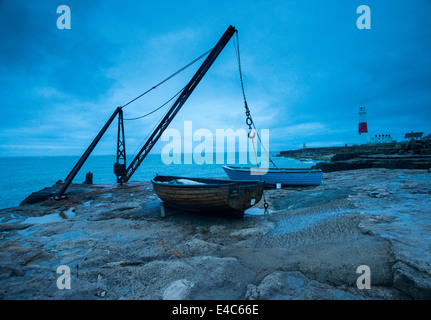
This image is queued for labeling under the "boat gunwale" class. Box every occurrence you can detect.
[151,175,264,189]
[222,165,322,173]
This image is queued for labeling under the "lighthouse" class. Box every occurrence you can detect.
[358,106,369,144]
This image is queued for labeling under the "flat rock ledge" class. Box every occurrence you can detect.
[1,169,430,300]
[316,154,431,172]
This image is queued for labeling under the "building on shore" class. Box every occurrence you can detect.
[370,134,394,144]
[404,131,424,141]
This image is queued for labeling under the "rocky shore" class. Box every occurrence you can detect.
[277,143,399,161]
[1,168,430,300]
[278,139,431,173]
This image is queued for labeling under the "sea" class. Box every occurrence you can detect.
[0,153,317,210]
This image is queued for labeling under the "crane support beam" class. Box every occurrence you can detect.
[119,25,237,183]
[56,107,122,199]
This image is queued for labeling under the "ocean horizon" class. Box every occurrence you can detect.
[0,152,318,210]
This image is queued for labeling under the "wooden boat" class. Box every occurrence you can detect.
[222,165,322,187]
[151,175,264,218]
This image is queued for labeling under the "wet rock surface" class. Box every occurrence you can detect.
[1,169,430,300]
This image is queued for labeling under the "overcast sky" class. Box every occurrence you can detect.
[1,0,430,157]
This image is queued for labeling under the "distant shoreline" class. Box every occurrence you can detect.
[275,143,398,161]
[276,141,431,172]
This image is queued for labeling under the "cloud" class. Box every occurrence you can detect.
[1,0,431,157]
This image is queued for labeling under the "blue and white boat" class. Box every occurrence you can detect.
[222,165,322,187]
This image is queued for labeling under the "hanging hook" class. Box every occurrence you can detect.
[246,112,254,137]
[248,128,256,139]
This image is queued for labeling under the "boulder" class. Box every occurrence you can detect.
[20,187,55,205]
[392,262,431,299]
[245,271,358,300]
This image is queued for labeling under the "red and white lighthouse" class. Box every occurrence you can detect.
[358,106,369,144]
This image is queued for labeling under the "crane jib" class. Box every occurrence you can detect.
[120,25,237,183]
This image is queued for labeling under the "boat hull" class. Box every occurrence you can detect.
[222,166,322,187]
[151,176,264,218]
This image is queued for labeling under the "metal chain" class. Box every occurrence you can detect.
[234,31,270,215]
